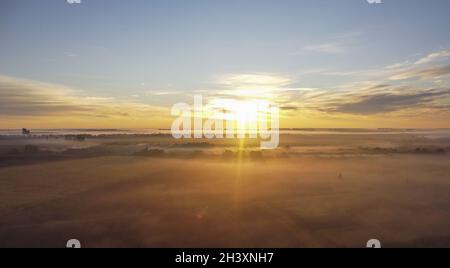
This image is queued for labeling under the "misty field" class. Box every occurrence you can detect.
[1,133,450,247]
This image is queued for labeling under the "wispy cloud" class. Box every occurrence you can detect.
[323,89,450,115]
[217,73,292,87]
[414,50,450,65]
[146,90,182,96]
[0,75,168,119]
[303,42,345,54]
[206,49,450,120]
[299,32,361,55]
[212,73,294,100]
[390,66,450,80]
[266,77,450,117]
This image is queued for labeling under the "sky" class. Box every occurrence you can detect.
[0,0,450,129]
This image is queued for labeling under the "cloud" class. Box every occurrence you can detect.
[303,42,345,54]
[414,50,450,65]
[321,88,450,115]
[202,50,450,123]
[306,50,450,82]
[300,32,361,55]
[0,75,168,119]
[390,66,450,80]
[385,61,411,70]
[279,105,300,111]
[211,73,294,100]
[0,75,87,116]
[268,77,450,117]
[218,73,291,87]
[146,91,181,96]
[207,53,450,120]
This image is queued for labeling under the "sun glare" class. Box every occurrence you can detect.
[206,98,272,135]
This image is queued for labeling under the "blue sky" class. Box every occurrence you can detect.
[0,0,450,128]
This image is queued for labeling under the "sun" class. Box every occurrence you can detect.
[206,98,272,135]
